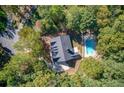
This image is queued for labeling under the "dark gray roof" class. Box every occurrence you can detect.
[50,35,78,64]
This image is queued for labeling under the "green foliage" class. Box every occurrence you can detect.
[81,76,102,87]
[65,6,81,31]
[0,44,11,68]
[79,6,97,31]
[0,8,7,31]
[53,73,73,87]
[0,6,21,29]
[19,26,34,40]
[113,14,124,32]
[1,6,19,14]
[0,53,48,86]
[97,25,124,62]
[37,6,66,34]
[33,71,55,87]
[79,58,103,79]
[103,60,124,80]
[66,6,97,33]
[15,26,43,56]
[0,5,124,87]
[96,6,111,27]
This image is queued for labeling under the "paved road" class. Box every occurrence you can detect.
[0,6,37,54]
[0,29,19,54]
[0,18,22,54]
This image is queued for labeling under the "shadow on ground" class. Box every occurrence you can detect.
[67,30,82,45]
[0,44,13,69]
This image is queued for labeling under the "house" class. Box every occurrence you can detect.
[50,35,80,72]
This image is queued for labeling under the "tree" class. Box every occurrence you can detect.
[0,6,21,29]
[79,58,103,79]
[0,5,124,87]
[0,8,7,31]
[97,24,124,62]
[37,6,66,34]
[1,6,36,29]
[102,60,124,80]
[0,52,49,86]
[0,6,19,15]
[0,53,33,86]
[14,26,43,57]
[0,44,11,68]
[113,14,124,32]
[79,6,97,31]
[96,6,111,28]
[65,6,81,31]
[96,6,124,62]
[66,6,97,33]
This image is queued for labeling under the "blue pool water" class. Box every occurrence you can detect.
[85,39,95,56]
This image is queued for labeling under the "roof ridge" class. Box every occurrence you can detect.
[60,35,67,62]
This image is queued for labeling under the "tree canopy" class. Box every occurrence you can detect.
[66,6,97,33]
[0,8,7,31]
[37,6,66,34]
[0,5,124,87]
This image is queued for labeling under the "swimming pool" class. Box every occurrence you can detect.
[85,39,95,57]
